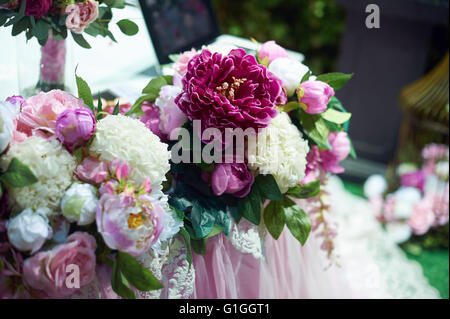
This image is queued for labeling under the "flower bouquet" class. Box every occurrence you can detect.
[365,144,449,250]
[128,39,356,279]
[0,0,139,94]
[0,74,187,298]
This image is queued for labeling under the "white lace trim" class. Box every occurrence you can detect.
[229,219,264,259]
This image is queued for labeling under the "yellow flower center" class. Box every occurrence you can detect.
[216,76,247,100]
[128,213,144,229]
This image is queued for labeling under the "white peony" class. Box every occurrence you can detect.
[61,183,98,225]
[364,174,387,199]
[248,112,309,193]
[0,136,77,216]
[88,115,171,192]
[268,57,309,96]
[7,208,53,253]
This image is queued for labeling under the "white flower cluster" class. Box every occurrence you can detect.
[248,112,309,193]
[0,136,77,215]
[88,115,171,192]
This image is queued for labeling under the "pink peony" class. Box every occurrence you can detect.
[139,101,165,141]
[65,0,99,34]
[297,80,335,114]
[259,40,289,64]
[155,85,187,137]
[22,232,97,298]
[400,170,425,192]
[408,199,435,235]
[211,162,254,198]
[96,194,165,256]
[421,144,449,161]
[55,108,96,151]
[175,49,283,138]
[173,49,198,76]
[75,157,109,184]
[24,0,52,18]
[320,132,351,174]
[19,90,87,138]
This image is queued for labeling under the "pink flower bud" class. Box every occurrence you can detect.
[109,159,131,180]
[141,177,152,194]
[297,80,335,114]
[55,108,95,151]
[259,41,289,64]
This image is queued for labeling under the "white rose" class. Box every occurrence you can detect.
[7,208,53,253]
[393,187,422,219]
[364,174,387,199]
[61,183,98,225]
[0,101,16,154]
[268,57,309,96]
[396,162,418,176]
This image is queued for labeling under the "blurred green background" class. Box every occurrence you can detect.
[211,0,345,74]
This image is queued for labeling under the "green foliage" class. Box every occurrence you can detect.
[0,158,38,188]
[211,0,345,74]
[127,75,173,115]
[316,72,353,90]
[75,73,95,112]
[287,180,321,199]
[117,19,139,36]
[111,252,163,299]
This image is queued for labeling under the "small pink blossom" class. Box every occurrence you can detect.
[109,158,131,180]
[173,49,198,76]
[76,158,109,184]
[297,80,335,114]
[320,132,351,174]
[422,144,449,161]
[408,199,435,235]
[400,170,425,192]
[139,102,165,141]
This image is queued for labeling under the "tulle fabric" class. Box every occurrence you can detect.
[192,227,361,299]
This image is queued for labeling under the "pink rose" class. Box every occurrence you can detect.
[19,90,87,138]
[65,0,99,34]
[24,0,52,18]
[408,199,435,235]
[76,158,109,184]
[297,80,335,114]
[22,232,97,298]
[259,40,289,64]
[320,132,351,174]
[173,49,198,76]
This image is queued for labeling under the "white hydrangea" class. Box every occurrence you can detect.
[88,115,171,192]
[248,112,309,193]
[0,136,77,216]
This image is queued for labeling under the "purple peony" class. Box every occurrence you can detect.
[175,49,284,137]
[211,162,254,198]
[24,0,52,18]
[55,107,95,151]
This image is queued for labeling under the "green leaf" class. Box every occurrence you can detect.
[0,183,3,198]
[75,74,94,112]
[117,252,163,291]
[300,70,312,83]
[141,75,173,96]
[169,54,180,62]
[11,17,29,36]
[297,111,331,149]
[255,174,283,201]
[190,201,215,238]
[32,19,50,40]
[71,32,91,49]
[283,197,311,246]
[4,0,25,27]
[112,100,120,115]
[349,139,357,159]
[191,238,207,255]
[179,227,193,268]
[287,180,321,199]
[104,0,126,9]
[282,101,301,113]
[238,186,261,225]
[316,72,353,90]
[264,200,285,239]
[125,94,155,116]
[117,19,139,36]
[205,224,224,238]
[322,109,352,125]
[0,158,38,188]
[111,257,136,299]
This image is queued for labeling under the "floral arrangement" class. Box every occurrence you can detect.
[0,0,138,48]
[128,40,356,259]
[0,77,181,298]
[365,144,449,248]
